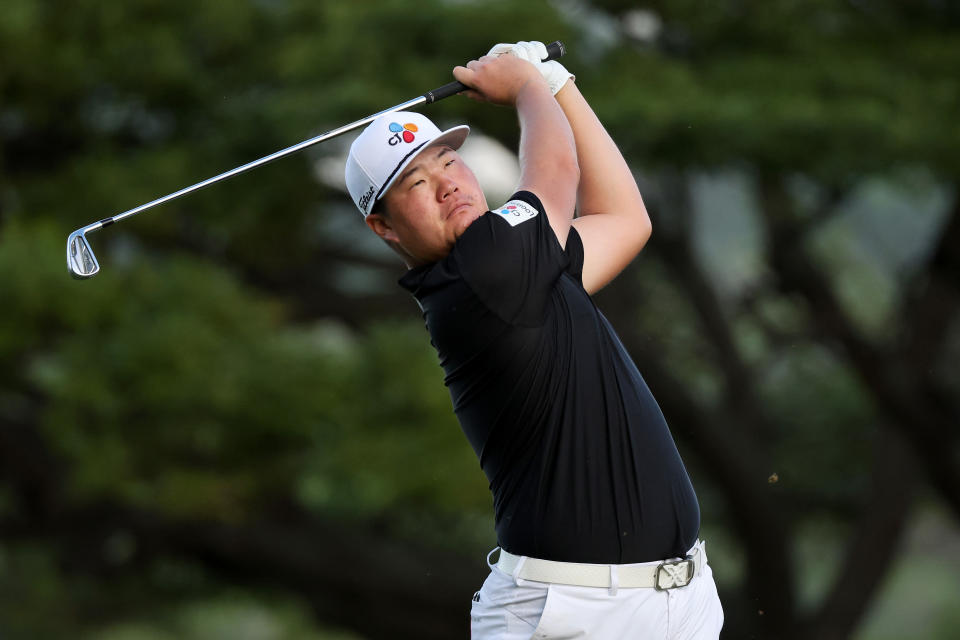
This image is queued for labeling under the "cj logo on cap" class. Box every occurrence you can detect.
[388,122,418,145]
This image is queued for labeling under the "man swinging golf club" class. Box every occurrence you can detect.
[345,41,723,639]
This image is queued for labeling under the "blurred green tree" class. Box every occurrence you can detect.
[1,0,958,638]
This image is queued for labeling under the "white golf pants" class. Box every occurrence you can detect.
[470,542,724,639]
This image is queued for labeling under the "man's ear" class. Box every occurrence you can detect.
[365,213,398,243]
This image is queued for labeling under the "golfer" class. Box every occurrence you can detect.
[344,41,723,639]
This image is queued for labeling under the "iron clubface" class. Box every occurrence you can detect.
[67,224,103,279]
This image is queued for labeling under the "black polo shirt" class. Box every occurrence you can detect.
[399,191,700,563]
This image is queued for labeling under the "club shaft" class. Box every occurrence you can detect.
[69,38,566,276]
[107,95,428,226]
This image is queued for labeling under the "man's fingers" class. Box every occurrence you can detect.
[460,88,484,102]
[453,64,475,86]
[455,52,541,105]
[452,66,484,102]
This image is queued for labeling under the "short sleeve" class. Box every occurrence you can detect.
[564,225,584,282]
[451,191,574,326]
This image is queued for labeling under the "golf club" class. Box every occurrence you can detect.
[67,41,566,279]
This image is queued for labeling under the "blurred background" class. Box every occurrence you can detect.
[2,0,958,638]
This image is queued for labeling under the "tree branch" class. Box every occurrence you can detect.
[897,190,960,373]
[802,428,917,640]
[648,172,775,447]
[759,173,960,518]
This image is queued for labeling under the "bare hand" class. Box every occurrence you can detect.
[452,54,548,106]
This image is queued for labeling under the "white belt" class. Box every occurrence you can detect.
[495,542,707,591]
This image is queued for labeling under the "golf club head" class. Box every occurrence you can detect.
[67,230,100,279]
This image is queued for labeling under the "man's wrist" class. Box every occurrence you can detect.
[486,41,575,97]
[514,76,555,107]
[554,76,575,98]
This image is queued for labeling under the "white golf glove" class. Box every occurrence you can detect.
[486,40,574,95]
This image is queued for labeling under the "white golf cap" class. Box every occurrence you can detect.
[345,111,469,217]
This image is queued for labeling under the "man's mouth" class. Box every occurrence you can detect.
[447,202,473,219]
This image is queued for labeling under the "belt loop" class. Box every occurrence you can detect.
[513,556,528,587]
[608,564,619,596]
[486,547,501,570]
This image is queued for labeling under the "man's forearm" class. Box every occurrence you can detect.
[515,81,580,241]
[555,82,645,219]
[552,80,651,294]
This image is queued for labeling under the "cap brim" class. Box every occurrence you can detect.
[376,124,470,204]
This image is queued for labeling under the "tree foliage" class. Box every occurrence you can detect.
[2,1,958,638]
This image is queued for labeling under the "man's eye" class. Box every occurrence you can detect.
[410,179,424,189]
[445,160,456,167]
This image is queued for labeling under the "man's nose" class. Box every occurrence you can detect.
[437,179,458,201]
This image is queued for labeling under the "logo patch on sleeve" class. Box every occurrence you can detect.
[493,199,538,227]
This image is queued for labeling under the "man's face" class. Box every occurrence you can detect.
[366,145,488,266]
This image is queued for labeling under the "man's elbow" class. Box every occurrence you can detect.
[634,207,652,253]
[561,154,580,190]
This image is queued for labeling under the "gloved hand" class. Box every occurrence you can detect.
[486,40,574,96]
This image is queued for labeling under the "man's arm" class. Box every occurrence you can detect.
[557,81,652,294]
[453,55,580,246]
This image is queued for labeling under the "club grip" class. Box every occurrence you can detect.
[423,40,567,104]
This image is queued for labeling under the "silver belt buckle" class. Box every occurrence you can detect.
[654,557,695,591]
